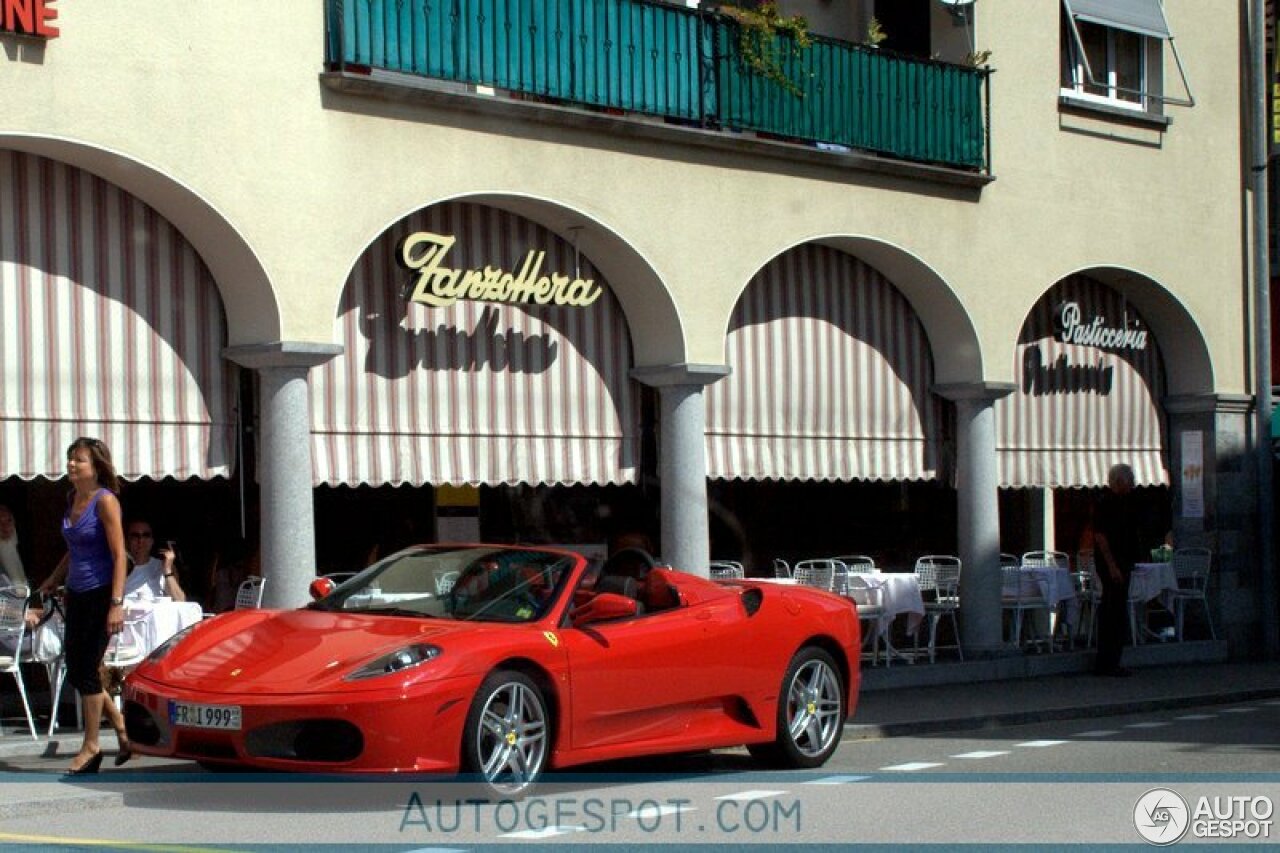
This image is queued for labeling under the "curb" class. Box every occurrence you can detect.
[844,686,1280,740]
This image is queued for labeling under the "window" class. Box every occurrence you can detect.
[1058,0,1193,113]
[1060,14,1151,109]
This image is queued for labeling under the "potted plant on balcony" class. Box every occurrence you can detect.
[716,1,811,97]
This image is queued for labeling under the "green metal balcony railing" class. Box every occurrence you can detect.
[326,0,991,172]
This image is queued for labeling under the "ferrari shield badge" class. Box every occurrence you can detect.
[543,631,559,647]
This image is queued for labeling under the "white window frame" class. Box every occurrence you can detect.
[1061,19,1150,112]
[1059,0,1194,110]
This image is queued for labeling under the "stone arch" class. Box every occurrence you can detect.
[709,236,976,483]
[724,234,984,386]
[0,134,280,344]
[1049,265,1214,396]
[333,191,684,368]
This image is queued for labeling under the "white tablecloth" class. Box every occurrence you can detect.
[1018,566,1079,628]
[1132,562,1179,610]
[120,599,204,657]
[860,571,925,636]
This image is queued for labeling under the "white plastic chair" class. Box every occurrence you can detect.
[832,555,876,574]
[793,559,838,592]
[772,558,792,579]
[1171,547,1215,640]
[1020,550,1070,569]
[708,561,745,579]
[914,555,963,663]
[1001,565,1052,651]
[0,585,38,739]
[18,594,71,736]
[845,574,887,668]
[235,575,266,609]
[1021,550,1073,648]
[1074,550,1100,647]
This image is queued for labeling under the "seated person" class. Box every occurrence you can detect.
[0,503,27,587]
[123,519,187,602]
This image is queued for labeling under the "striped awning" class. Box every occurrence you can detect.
[995,275,1168,488]
[0,151,237,481]
[705,244,942,482]
[310,202,638,487]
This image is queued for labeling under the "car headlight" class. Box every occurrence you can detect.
[345,643,442,681]
[147,624,197,663]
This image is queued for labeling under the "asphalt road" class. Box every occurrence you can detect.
[2,700,1278,848]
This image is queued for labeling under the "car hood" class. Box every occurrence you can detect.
[139,608,518,694]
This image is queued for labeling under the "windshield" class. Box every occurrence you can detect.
[309,546,578,623]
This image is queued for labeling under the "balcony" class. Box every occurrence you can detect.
[324,0,991,175]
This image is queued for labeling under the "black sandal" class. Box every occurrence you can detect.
[66,751,104,776]
[113,739,133,767]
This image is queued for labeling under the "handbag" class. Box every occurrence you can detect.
[28,596,65,663]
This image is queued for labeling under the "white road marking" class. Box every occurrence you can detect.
[625,804,696,820]
[950,751,1010,759]
[1073,730,1121,737]
[714,790,788,801]
[1015,740,1068,748]
[880,762,945,771]
[1125,721,1171,729]
[499,825,583,839]
[1221,707,1258,713]
[805,775,871,785]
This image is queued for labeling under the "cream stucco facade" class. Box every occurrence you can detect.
[2,1,1245,390]
[1,0,1264,651]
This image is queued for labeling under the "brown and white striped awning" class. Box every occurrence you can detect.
[0,151,237,481]
[310,202,638,487]
[995,275,1168,488]
[705,244,943,482]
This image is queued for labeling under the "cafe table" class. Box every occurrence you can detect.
[120,597,205,657]
[1015,564,1080,639]
[1130,561,1180,642]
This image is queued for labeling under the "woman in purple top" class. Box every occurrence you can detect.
[39,437,130,774]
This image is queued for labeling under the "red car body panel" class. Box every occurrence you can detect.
[123,546,861,775]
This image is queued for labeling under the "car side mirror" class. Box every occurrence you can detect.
[308,577,335,601]
[570,592,638,627]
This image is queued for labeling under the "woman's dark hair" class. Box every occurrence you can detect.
[66,436,121,494]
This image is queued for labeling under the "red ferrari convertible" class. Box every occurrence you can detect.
[123,545,861,793]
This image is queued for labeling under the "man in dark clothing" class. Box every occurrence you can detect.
[1093,463,1143,676]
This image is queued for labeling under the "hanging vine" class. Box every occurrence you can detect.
[718,1,812,98]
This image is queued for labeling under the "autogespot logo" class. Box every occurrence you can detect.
[1134,788,1190,845]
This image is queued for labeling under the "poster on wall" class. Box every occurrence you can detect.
[1180,431,1204,520]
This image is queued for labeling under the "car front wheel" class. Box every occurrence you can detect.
[462,669,550,796]
[750,646,844,768]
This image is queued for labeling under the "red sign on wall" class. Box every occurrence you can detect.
[1,0,59,39]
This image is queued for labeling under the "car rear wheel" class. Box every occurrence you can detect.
[750,646,844,768]
[462,670,549,796]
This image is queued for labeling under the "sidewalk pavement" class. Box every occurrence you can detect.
[848,658,1280,739]
[2,659,1278,818]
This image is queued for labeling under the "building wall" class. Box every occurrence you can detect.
[0,0,1248,399]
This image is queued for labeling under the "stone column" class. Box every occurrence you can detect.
[225,342,343,609]
[1165,393,1256,654]
[631,363,730,577]
[937,382,1014,657]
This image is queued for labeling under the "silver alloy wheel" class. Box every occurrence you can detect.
[475,679,548,795]
[785,657,842,758]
